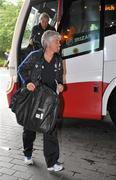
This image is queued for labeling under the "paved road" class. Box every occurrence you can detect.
[0,68,9,109]
[0,68,116,180]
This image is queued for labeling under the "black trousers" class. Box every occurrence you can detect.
[23,128,59,167]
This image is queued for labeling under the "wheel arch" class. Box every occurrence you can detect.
[102,78,116,116]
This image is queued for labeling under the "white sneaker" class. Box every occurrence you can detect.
[47,163,64,172]
[24,156,33,165]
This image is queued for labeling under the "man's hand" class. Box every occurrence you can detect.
[27,82,36,91]
[57,84,64,93]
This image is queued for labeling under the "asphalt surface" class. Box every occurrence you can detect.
[0,68,116,180]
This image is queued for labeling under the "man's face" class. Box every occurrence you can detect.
[40,18,49,30]
[48,38,61,53]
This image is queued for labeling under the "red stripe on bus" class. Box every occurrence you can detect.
[59,82,108,120]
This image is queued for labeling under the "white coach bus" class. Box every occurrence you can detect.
[7,0,116,126]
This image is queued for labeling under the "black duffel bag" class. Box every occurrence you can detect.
[10,87,31,125]
[10,85,59,133]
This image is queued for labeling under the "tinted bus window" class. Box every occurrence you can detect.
[59,0,100,58]
[19,0,57,63]
[105,0,116,36]
[21,1,57,49]
[21,7,39,49]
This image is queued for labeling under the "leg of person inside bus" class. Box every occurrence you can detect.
[43,127,63,171]
[23,128,36,165]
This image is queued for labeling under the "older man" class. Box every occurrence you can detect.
[18,30,64,172]
[30,12,55,50]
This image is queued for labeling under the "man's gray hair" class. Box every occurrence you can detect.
[41,30,61,49]
[39,12,50,22]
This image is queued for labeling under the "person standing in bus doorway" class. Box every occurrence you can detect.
[29,12,55,50]
[18,30,64,172]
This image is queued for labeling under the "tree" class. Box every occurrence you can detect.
[0,0,22,56]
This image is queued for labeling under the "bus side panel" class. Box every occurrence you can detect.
[60,81,103,120]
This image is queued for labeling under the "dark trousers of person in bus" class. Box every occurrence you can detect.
[23,127,59,168]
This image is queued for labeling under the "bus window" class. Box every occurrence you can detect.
[105,0,116,36]
[19,1,57,63]
[21,7,39,49]
[59,0,100,58]
[21,1,57,49]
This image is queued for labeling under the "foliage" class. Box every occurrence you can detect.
[0,0,22,56]
[0,56,5,67]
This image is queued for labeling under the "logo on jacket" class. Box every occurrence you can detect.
[35,64,39,68]
[54,62,61,72]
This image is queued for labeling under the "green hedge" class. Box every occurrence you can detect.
[0,57,5,67]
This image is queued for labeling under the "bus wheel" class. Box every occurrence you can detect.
[108,96,116,126]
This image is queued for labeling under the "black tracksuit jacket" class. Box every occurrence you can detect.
[18,49,63,91]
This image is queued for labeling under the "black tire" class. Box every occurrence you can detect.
[108,96,116,126]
